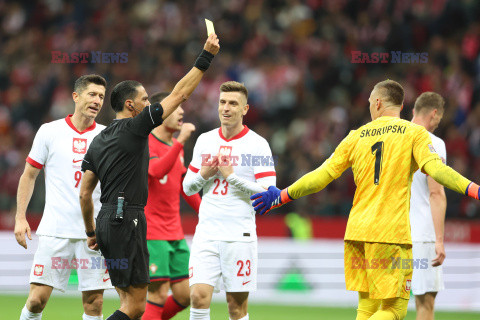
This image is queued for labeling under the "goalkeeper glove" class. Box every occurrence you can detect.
[250,186,293,215]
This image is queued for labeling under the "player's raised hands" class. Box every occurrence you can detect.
[217,153,234,179]
[14,217,32,249]
[204,33,220,56]
[200,155,219,180]
[177,123,196,145]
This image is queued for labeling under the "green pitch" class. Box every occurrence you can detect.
[2,294,479,320]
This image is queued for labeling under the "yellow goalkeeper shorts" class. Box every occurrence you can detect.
[344,240,412,299]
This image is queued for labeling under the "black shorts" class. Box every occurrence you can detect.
[95,204,150,288]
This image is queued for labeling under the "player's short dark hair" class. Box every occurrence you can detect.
[374,80,404,107]
[414,92,445,115]
[74,74,107,93]
[220,81,248,101]
[110,80,142,113]
[149,92,170,105]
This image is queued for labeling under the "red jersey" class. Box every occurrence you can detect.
[145,134,200,240]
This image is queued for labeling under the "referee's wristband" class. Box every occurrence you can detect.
[86,230,95,237]
[194,50,214,72]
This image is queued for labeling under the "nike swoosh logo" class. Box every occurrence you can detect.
[242,280,251,285]
[73,159,83,163]
[103,278,110,282]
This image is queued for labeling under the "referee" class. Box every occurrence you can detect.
[79,34,220,320]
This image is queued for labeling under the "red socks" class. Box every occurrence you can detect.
[143,296,186,320]
[143,300,163,320]
[162,296,187,320]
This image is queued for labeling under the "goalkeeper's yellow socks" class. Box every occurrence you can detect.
[356,292,380,320]
[369,297,409,320]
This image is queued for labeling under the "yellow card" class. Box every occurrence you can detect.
[205,19,215,36]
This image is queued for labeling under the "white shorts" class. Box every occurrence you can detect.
[30,236,114,292]
[189,238,257,292]
[412,242,444,295]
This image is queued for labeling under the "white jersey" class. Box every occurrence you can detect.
[27,115,105,239]
[410,132,447,242]
[186,126,276,242]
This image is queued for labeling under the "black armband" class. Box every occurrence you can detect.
[194,50,215,72]
[86,230,95,237]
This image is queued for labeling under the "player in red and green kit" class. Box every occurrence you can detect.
[143,92,201,320]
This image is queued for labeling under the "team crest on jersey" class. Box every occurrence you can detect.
[73,138,88,154]
[34,264,44,276]
[427,144,436,154]
[219,146,232,157]
[405,279,411,292]
[150,263,158,274]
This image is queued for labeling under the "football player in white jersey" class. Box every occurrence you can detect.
[14,75,113,320]
[183,81,276,320]
[410,92,447,320]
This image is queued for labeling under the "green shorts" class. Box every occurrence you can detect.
[147,239,190,282]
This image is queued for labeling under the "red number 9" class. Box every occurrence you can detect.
[74,171,82,188]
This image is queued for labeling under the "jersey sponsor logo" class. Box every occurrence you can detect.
[133,218,138,227]
[359,125,406,138]
[73,138,88,154]
[33,264,44,276]
[73,159,83,163]
[242,280,251,286]
[405,279,411,292]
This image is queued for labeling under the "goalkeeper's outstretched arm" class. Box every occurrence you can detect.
[251,163,335,215]
[423,159,480,199]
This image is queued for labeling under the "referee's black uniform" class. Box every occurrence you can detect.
[81,103,164,287]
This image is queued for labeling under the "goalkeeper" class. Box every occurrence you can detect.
[251,80,480,320]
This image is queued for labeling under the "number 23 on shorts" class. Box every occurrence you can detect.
[237,259,251,277]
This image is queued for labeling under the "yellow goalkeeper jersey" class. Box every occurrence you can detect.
[325,116,440,244]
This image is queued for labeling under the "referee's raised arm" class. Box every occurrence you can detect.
[160,33,220,120]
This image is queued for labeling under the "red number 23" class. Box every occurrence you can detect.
[237,260,251,276]
[213,179,228,195]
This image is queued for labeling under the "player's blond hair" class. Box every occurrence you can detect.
[374,80,404,107]
[220,81,248,101]
[414,92,445,115]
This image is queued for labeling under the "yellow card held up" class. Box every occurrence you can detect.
[205,19,215,36]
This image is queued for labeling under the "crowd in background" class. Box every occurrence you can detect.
[1,0,480,224]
